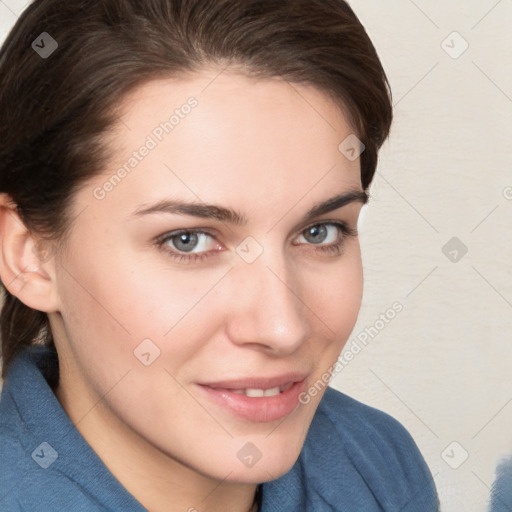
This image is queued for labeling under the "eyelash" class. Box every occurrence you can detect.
[155,221,358,264]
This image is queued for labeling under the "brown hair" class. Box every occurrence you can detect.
[0,0,392,378]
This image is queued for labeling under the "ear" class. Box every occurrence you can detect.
[0,193,60,313]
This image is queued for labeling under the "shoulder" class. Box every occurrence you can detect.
[0,348,145,512]
[0,376,103,512]
[303,386,440,511]
[0,398,71,511]
[0,419,26,512]
[489,455,512,512]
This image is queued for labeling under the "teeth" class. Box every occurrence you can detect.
[264,386,281,397]
[212,382,295,396]
[245,387,280,397]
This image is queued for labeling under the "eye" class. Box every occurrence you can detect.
[155,221,357,264]
[299,224,338,244]
[156,229,222,263]
[294,221,357,255]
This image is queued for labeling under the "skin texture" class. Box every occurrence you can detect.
[0,70,366,512]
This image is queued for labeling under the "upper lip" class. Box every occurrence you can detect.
[199,372,308,390]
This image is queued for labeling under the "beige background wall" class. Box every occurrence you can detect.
[333,2,512,511]
[1,1,511,511]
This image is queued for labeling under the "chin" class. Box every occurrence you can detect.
[219,435,304,484]
[223,456,299,484]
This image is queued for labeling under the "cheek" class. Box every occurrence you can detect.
[58,234,362,362]
[56,246,228,377]
[305,248,364,343]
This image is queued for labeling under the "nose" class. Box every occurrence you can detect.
[225,249,312,355]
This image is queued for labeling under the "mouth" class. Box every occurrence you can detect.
[196,374,308,423]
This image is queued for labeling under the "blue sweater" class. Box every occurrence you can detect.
[0,347,439,511]
[489,456,512,512]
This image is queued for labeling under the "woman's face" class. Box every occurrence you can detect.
[49,70,366,484]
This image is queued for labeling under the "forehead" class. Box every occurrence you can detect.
[87,71,362,218]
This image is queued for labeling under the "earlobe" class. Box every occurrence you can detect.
[0,193,60,313]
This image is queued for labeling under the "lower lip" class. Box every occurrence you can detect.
[196,380,306,423]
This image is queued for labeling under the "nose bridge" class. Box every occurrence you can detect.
[227,243,311,352]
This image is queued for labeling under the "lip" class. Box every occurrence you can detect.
[196,374,307,423]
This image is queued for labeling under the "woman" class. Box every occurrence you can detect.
[0,1,439,510]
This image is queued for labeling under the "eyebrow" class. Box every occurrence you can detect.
[131,189,368,226]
